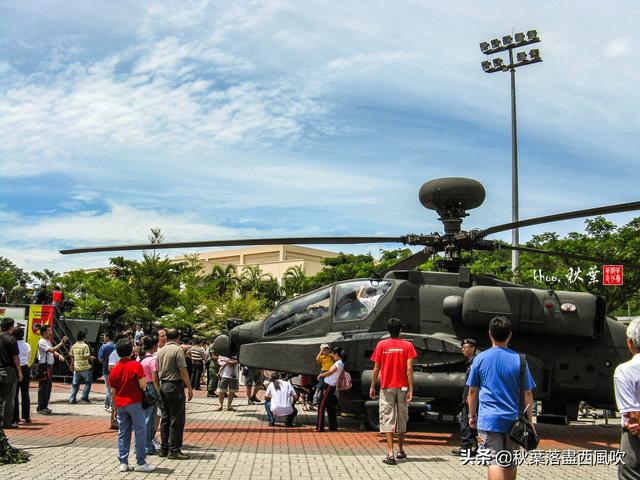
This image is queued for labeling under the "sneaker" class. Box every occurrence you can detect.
[167,451,190,460]
[152,439,161,449]
[79,398,91,404]
[382,455,397,465]
[451,448,476,457]
[396,450,407,460]
[69,399,77,404]
[248,400,256,405]
[158,450,168,458]
[119,463,129,472]
[23,418,32,424]
[134,463,157,472]
[269,422,275,427]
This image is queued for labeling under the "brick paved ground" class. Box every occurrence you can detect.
[1,381,623,479]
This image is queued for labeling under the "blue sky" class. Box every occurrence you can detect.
[0,0,638,273]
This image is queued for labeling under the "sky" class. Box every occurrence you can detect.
[0,0,638,274]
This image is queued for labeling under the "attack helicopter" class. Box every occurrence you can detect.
[61,177,640,427]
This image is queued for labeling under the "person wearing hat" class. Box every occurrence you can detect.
[313,343,334,404]
[452,338,478,456]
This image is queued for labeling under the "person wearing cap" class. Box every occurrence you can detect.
[313,343,334,404]
[452,338,478,456]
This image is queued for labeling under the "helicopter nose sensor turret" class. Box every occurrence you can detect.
[419,177,486,234]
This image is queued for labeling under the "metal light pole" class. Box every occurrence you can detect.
[479,31,542,272]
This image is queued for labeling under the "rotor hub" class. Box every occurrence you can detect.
[419,178,486,234]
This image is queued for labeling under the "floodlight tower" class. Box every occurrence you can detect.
[479,30,542,272]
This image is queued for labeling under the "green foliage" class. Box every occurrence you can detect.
[0,257,30,292]
[307,248,414,289]
[469,216,640,314]
[0,428,28,465]
[282,265,307,298]
[198,293,266,337]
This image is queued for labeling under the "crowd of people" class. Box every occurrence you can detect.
[4,307,640,479]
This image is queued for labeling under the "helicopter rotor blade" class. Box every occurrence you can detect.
[59,236,406,255]
[379,247,436,276]
[497,244,640,270]
[481,201,640,237]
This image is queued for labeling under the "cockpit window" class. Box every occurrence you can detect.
[264,287,331,336]
[334,280,392,322]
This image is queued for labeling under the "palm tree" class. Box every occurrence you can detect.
[205,264,238,297]
[283,265,307,298]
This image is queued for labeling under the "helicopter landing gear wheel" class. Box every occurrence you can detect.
[365,402,379,431]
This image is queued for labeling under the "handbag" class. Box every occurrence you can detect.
[508,354,539,451]
[141,385,158,410]
[336,370,353,391]
[31,354,48,382]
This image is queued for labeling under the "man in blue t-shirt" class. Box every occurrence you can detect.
[97,330,117,411]
[467,316,536,479]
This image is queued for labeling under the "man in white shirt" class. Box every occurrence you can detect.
[36,325,67,415]
[614,318,640,479]
[264,372,298,427]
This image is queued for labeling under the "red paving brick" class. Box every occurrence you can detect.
[9,382,622,455]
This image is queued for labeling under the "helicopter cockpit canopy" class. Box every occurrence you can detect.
[334,280,392,322]
[263,279,394,336]
[264,286,331,336]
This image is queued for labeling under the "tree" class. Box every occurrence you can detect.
[469,216,640,315]
[204,264,238,297]
[198,293,266,336]
[162,254,205,335]
[282,265,307,298]
[307,248,415,289]
[0,257,30,292]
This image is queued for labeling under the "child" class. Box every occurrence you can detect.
[313,343,334,404]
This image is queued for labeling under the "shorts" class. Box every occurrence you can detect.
[379,388,409,433]
[217,377,239,393]
[477,430,519,467]
[244,369,264,387]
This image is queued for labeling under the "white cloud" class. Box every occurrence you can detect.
[605,39,630,58]
[1,0,640,274]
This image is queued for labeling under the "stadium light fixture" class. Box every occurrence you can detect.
[478,29,542,272]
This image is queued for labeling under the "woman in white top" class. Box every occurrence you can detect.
[264,372,299,427]
[13,327,31,423]
[315,346,345,432]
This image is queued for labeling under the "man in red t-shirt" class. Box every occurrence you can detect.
[108,338,156,473]
[369,318,417,465]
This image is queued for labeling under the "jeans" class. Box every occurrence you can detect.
[69,369,92,402]
[191,362,203,389]
[104,372,111,408]
[160,381,186,453]
[14,365,31,422]
[37,366,53,410]
[117,402,147,466]
[143,384,159,454]
[264,400,297,425]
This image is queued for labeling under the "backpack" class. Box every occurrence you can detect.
[337,370,353,391]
